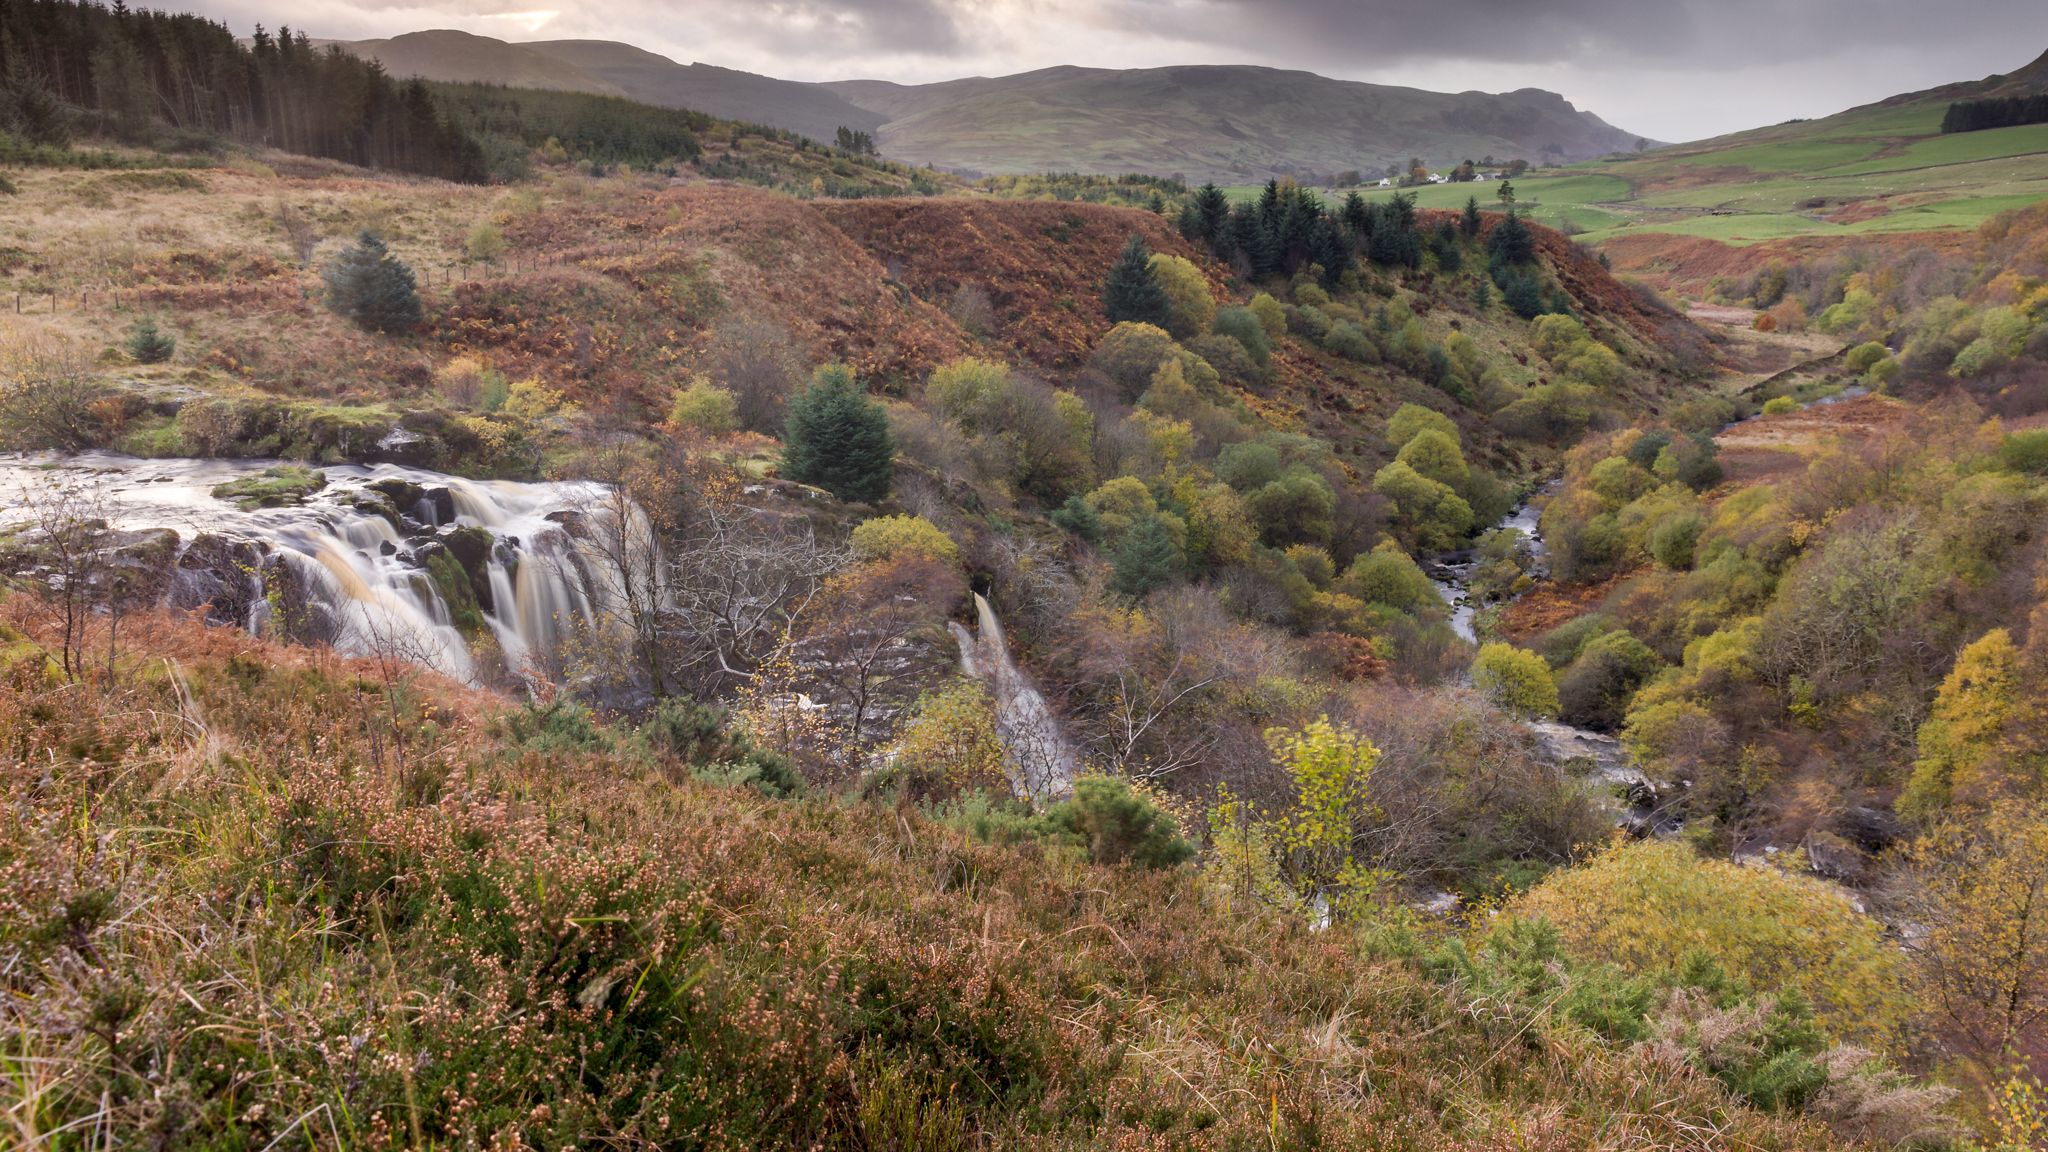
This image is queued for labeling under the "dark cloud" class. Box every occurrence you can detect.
[176,0,2048,140]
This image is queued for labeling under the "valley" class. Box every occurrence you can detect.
[4,2,2048,1148]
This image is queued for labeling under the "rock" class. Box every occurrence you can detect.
[257,553,340,648]
[440,525,497,613]
[1804,830,1867,885]
[170,534,265,627]
[1834,805,1905,852]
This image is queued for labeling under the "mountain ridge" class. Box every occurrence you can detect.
[325,31,1652,181]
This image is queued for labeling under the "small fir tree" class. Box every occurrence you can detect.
[782,363,894,503]
[1102,234,1172,329]
[1462,195,1483,238]
[125,317,175,364]
[324,231,421,335]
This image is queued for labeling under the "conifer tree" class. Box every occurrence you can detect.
[324,232,422,335]
[1486,208,1535,266]
[1110,514,1178,598]
[1462,195,1483,238]
[1102,234,1172,328]
[782,364,894,503]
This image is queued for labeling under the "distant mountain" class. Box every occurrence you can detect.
[519,41,885,143]
[824,65,1651,181]
[327,30,625,97]
[329,32,1650,181]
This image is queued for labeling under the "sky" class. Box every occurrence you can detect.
[200,0,2048,142]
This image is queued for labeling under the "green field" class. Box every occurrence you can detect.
[1227,84,2048,248]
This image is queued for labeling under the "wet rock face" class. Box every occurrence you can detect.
[169,533,265,627]
[257,554,341,648]
[440,525,497,613]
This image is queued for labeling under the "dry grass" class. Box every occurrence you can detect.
[0,596,1850,1149]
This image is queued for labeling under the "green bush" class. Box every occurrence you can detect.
[2000,429,2048,475]
[1649,511,1705,570]
[643,697,803,798]
[1472,643,1559,717]
[1761,396,1798,416]
[1557,631,1663,731]
[1214,306,1270,367]
[1041,776,1194,869]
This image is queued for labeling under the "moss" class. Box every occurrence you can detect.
[425,548,487,637]
[210,465,327,510]
[0,621,63,687]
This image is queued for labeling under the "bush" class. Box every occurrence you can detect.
[1041,776,1194,869]
[782,364,894,503]
[850,514,960,567]
[642,698,804,798]
[1472,643,1559,717]
[323,231,421,335]
[1843,341,1889,374]
[669,377,739,435]
[1213,306,1270,367]
[1340,543,1440,614]
[124,317,175,364]
[1999,429,2048,474]
[1557,630,1662,730]
[1147,253,1215,338]
[1322,320,1378,363]
[1761,396,1798,416]
[1648,511,1705,570]
[1248,291,1286,339]
[1509,840,1907,1040]
[1386,403,1458,450]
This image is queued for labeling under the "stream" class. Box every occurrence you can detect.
[1426,490,1672,834]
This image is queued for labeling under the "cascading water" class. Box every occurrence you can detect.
[949,592,1081,801]
[0,452,625,687]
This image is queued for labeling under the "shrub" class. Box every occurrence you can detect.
[893,680,1007,793]
[1041,776,1194,869]
[1472,643,1559,717]
[1386,403,1459,449]
[1844,341,1889,374]
[851,514,960,567]
[1509,840,1907,1040]
[1322,319,1378,362]
[124,317,175,364]
[669,377,739,435]
[1216,440,1285,492]
[1761,396,1798,416]
[1213,306,1270,367]
[924,357,1012,426]
[1248,291,1287,339]
[323,231,421,335]
[1557,630,1662,730]
[1147,253,1215,338]
[1999,429,2048,475]
[1110,514,1181,598]
[1394,428,1468,487]
[1340,543,1440,614]
[1092,322,1181,402]
[1649,511,1705,569]
[465,220,506,264]
[642,697,803,798]
[782,364,894,503]
[1244,466,1337,545]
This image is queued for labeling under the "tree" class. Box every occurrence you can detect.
[782,364,894,503]
[1041,776,1194,869]
[1147,253,1214,338]
[1497,180,1517,203]
[1473,643,1559,717]
[1103,234,1172,329]
[1486,208,1535,266]
[323,231,421,335]
[1907,800,2048,1084]
[1900,629,2024,821]
[125,318,175,364]
[1462,195,1482,238]
[1110,514,1180,599]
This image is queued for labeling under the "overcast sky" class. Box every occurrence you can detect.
[202,0,2048,141]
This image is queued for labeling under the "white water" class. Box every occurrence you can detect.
[949,592,1081,801]
[0,452,622,686]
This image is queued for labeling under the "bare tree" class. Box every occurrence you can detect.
[661,489,844,698]
[704,318,804,435]
[6,472,112,682]
[274,200,320,266]
[0,339,107,451]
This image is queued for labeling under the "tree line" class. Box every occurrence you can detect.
[1940,93,2048,134]
[0,0,485,180]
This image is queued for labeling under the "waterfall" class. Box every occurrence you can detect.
[949,592,1081,801]
[0,452,624,687]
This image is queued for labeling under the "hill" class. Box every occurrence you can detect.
[329,33,887,144]
[1325,47,2048,295]
[321,29,628,97]
[824,65,1650,181]
[324,30,1649,181]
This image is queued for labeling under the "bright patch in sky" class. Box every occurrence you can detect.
[480,9,558,32]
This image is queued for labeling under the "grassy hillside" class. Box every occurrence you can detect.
[1324,48,2048,300]
[824,66,1649,182]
